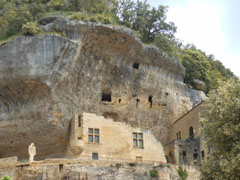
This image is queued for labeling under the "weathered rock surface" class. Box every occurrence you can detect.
[0,17,205,159]
[192,79,206,91]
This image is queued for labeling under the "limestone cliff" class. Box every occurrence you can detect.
[0,17,205,159]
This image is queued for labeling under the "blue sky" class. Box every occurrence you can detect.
[146,0,240,77]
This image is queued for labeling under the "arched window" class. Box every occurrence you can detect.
[189,126,194,139]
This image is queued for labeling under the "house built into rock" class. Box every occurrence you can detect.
[165,101,207,165]
[68,112,166,163]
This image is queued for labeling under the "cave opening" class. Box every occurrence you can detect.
[148,96,153,108]
[101,93,112,102]
[136,99,140,107]
[133,62,139,69]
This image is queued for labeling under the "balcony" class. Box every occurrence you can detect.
[69,139,84,155]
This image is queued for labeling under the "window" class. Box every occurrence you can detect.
[201,151,205,160]
[88,128,100,143]
[133,132,144,148]
[183,151,187,161]
[136,156,142,162]
[101,93,111,102]
[148,96,153,108]
[59,164,63,172]
[136,99,140,107]
[92,153,98,160]
[189,126,194,139]
[78,116,81,127]
[176,131,181,140]
[133,62,139,69]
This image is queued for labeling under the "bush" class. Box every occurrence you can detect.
[115,163,121,168]
[0,176,10,180]
[71,13,88,21]
[22,22,41,36]
[149,169,158,178]
[95,14,112,24]
[128,162,136,166]
[177,166,188,180]
[89,16,98,22]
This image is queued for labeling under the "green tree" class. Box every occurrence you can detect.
[154,33,182,58]
[22,22,41,36]
[201,78,240,180]
[181,48,211,86]
[117,0,176,43]
[177,166,188,180]
[0,176,10,180]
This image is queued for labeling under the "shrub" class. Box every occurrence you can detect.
[71,14,88,21]
[22,22,41,36]
[96,14,112,24]
[177,166,188,180]
[89,16,98,22]
[0,176,10,180]
[128,162,136,166]
[149,169,158,178]
[115,163,121,168]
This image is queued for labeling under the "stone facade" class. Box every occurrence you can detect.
[67,113,166,163]
[1,158,200,180]
[165,102,208,165]
[0,156,17,180]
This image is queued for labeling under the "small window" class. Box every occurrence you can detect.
[59,164,63,172]
[136,156,142,162]
[78,116,81,127]
[193,153,198,163]
[189,126,194,139]
[101,93,111,102]
[92,153,98,160]
[136,99,140,107]
[183,151,187,160]
[133,132,144,148]
[201,151,205,160]
[176,131,181,140]
[148,96,153,108]
[88,128,100,143]
[133,62,139,69]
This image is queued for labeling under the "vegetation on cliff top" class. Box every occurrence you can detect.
[0,0,235,93]
[201,78,240,180]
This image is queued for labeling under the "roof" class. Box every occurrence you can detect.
[173,101,205,124]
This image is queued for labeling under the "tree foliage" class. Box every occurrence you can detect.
[177,166,188,180]
[180,48,211,86]
[117,0,176,43]
[22,22,41,36]
[0,176,10,180]
[201,78,240,180]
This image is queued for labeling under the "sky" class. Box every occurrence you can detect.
[146,0,240,77]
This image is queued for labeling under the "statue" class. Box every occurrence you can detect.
[28,143,36,163]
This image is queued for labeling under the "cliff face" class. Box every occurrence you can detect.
[0,18,205,159]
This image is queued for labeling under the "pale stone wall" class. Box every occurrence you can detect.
[168,102,204,142]
[14,159,200,180]
[0,156,17,180]
[165,102,208,165]
[67,113,166,163]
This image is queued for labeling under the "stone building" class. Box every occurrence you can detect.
[165,101,208,165]
[67,113,166,163]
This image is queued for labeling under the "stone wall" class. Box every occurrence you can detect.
[67,113,166,163]
[0,156,17,180]
[14,159,200,180]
